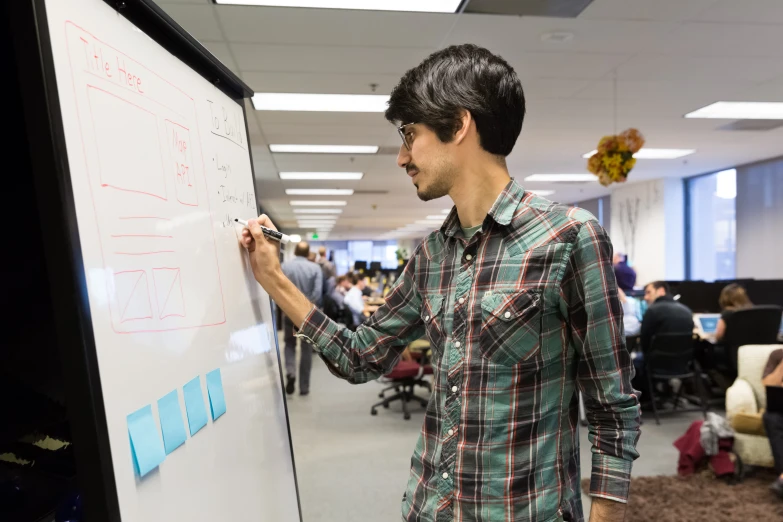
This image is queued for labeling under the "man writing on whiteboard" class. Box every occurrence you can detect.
[241,44,640,522]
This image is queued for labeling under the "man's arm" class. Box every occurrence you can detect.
[563,220,641,522]
[762,352,783,387]
[241,215,425,383]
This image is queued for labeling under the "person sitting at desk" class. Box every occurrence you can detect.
[761,348,783,498]
[715,283,753,342]
[344,273,367,328]
[640,281,694,353]
[613,252,637,292]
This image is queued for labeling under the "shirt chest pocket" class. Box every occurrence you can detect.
[479,289,542,367]
[421,294,445,355]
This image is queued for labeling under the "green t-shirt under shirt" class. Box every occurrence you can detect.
[461,223,483,239]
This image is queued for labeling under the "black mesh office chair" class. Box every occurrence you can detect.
[645,333,709,425]
[723,305,783,376]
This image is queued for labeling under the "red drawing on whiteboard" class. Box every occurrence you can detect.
[165,120,198,207]
[152,267,186,319]
[114,270,153,323]
[65,22,228,334]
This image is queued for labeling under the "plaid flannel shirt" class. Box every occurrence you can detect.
[297,179,641,522]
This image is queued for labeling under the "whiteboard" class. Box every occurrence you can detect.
[41,0,302,520]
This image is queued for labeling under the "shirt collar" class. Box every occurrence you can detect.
[441,178,526,238]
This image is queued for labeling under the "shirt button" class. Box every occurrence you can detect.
[504,311,511,319]
[451,386,458,393]
[458,297,465,305]
[425,315,430,321]
[455,341,461,348]
[448,429,454,436]
[442,472,449,479]
[465,254,473,261]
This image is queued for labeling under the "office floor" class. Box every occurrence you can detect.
[284,343,705,522]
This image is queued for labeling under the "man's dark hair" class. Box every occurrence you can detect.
[646,281,671,295]
[385,44,525,157]
[294,241,310,258]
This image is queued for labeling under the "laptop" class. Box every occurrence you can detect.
[767,385,783,414]
[693,313,721,337]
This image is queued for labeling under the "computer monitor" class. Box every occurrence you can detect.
[694,313,721,336]
[370,261,382,273]
[353,261,368,272]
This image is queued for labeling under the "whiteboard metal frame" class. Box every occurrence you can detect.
[9,1,302,520]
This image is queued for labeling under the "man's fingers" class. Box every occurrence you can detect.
[255,214,278,232]
[247,218,271,246]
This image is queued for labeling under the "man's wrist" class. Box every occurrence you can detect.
[589,496,626,522]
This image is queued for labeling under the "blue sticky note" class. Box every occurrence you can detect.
[206,368,227,421]
[127,405,165,478]
[157,390,188,454]
[183,376,208,436]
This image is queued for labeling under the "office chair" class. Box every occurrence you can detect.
[371,359,431,420]
[644,333,710,425]
[723,305,783,376]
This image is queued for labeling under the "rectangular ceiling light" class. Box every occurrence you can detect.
[293,208,343,214]
[525,174,596,182]
[270,144,379,154]
[582,148,695,159]
[286,189,354,196]
[279,172,364,180]
[426,215,447,220]
[214,1,463,13]
[441,209,452,214]
[530,190,555,197]
[684,101,783,120]
[296,216,338,221]
[253,93,390,113]
[290,200,347,206]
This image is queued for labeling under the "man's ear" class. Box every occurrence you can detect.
[453,110,473,146]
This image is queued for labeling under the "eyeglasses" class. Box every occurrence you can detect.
[397,122,416,151]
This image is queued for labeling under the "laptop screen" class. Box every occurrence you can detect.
[699,316,719,334]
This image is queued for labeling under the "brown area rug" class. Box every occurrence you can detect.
[582,470,783,521]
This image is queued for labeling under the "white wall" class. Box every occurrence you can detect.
[610,178,684,285]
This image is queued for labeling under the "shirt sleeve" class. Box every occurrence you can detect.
[296,246,426,384]
[561,220,641,504]
[763,349,783,380]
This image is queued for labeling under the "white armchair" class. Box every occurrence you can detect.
[725,344,783,468]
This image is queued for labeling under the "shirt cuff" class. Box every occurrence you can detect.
[296,307,342,361]
[589,453,633,504]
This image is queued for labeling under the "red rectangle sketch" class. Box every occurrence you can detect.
[152,267,186,319]
[87,85,167,201]
[114,270,153,323]
[165,120,198,207]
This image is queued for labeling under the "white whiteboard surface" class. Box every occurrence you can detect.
[43,1,301,520]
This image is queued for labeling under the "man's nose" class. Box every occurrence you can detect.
[397,143,410,169]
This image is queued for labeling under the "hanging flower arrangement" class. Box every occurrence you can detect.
[586,128,645,186]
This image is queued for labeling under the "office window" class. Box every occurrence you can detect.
[686,169,737,281]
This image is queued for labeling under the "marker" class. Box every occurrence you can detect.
[235,218,291,245]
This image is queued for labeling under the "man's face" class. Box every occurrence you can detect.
[643,285,664,306]
[340,279,352,290]
[396,124,457,202]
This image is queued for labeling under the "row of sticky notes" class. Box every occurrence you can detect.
[127,368,226,478]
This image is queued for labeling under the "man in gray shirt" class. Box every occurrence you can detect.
[281,241,322,396]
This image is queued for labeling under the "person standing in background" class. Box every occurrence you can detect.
[280,241,322,396]
[317,246,337,300]
[613,252,637,292]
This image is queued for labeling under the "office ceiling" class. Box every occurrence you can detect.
[157,0,783,239]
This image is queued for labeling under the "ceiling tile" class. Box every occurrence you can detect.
[692,0,783,25]
[215,6,455,47]
[241,71,401,95]
[158,5,224,41]
[231,43,431,74]
[616,54,783,83]
[579,0,718,22]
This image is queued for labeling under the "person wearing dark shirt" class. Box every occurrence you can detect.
[613,252,637,292]
[762,348,783,498]
[640,281,694,354]
[715,283,753,342]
